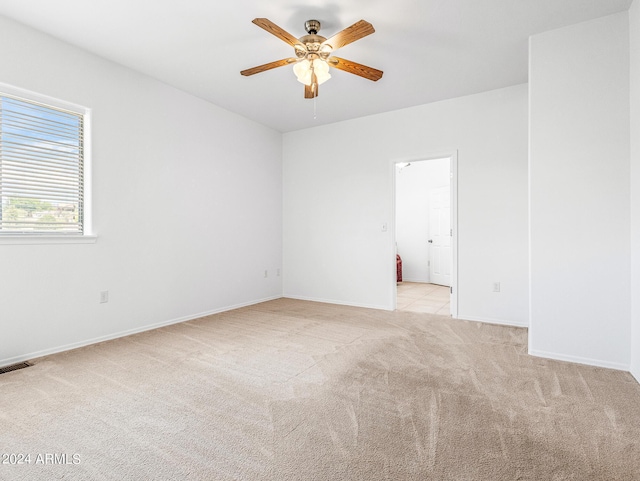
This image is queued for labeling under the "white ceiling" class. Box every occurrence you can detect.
[0,0,632,132]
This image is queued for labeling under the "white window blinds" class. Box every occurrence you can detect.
[0,94,85,235]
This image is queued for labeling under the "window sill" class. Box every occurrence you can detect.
[0,235,98,245]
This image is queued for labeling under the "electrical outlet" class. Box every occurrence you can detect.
[277,268,281,277]
[492,282,501,293]
[100,291,109,303]
[264,270,268,278]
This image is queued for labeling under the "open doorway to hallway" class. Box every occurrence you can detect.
[393,154,457,316]
[397,282,450,314]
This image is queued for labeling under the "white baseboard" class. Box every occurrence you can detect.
[284,295,392,311]
[632,366,640,384]
[528,348,629,372]
[455,314,529,328]
[401,277,430,284]
[0,295,282,369]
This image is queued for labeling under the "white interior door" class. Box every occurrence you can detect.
[429,186,451,287]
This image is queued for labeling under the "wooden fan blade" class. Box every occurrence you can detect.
[304,72,319,99]
[241,58,298,76]
[322,20,375,50]
[304,83,318,99]
[252,18,303,47]
[304,72,318,99]
[328,57,383,81]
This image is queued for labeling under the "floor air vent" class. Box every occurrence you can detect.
[0,362,32,375]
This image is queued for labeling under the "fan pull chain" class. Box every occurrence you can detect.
[313,96,317,119]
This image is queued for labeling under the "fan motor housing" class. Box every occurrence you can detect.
[299,34,327,50]
[297,19,331,59]
[298,18,331,61]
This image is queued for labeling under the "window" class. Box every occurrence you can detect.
[0,85,92,241]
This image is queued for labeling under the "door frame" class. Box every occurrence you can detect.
[390,151,458,317]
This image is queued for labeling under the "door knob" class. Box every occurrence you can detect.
[428,239,433,243]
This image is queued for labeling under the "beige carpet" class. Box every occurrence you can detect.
[1,298,639,480]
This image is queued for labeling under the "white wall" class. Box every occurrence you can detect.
[396,158,450,283]
[630,0,640,382]
[283,84,529,325]
[0,16,283,367]
[529,12,631,370]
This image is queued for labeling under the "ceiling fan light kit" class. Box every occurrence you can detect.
[293,59,331,86]
[241,18,383,99]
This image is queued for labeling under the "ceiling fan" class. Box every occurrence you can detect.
[240,18,383,99]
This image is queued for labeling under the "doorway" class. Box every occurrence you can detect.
[392,153,458,316]
[396,282,451,314]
